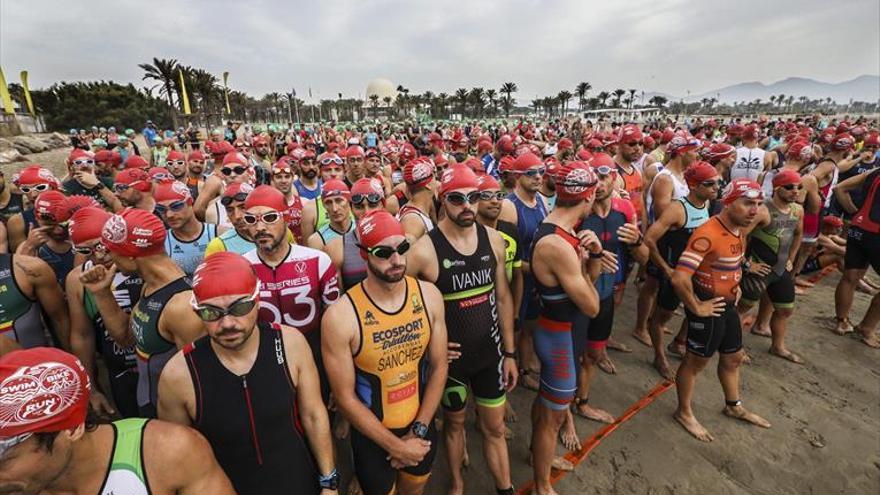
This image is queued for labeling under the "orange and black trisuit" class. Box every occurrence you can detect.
[345,276,437,495]
[846,168,880,272]
[675,216,745,358]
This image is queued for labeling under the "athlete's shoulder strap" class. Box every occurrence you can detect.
[109,418,150,479]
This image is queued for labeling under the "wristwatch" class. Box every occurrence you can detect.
[411,421,429,439]
[93,181,106,191]
[502,349,517,359]
[588,250,604,259]
[318,469,339,490]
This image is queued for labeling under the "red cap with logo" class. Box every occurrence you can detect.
[357,210,405,254]
[403,158,435,189]
[101,208,167,257]
[722,178,763,205]
[439,166,480,196]
[63,195,100,218]
[684,161,719,187]
[115,168,151,192]
[321,179,351,200]
[153,180,193,203]
[554,161,598,201]
[192,252,258,303]
[34,190,71,223]
[123,155,149,170]
[12,165,60,189]
[69,206,111,245]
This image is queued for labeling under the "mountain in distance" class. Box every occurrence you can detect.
[642,75,878,105]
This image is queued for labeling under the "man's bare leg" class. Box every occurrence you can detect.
[718,350,771,428]
[649,307,676,381]
[751,295,774,337]
[476,403,514,494]
[444,409,468,495]
[531,399,566,495]
[667,319,687,358]
[396,472,430,495]
[674,352,714,442]
[768,307,803,363]
[558,407,580,451]
[519,318,541,390]
[571,347,615,423]
[834,268,865,334]
[854,291,880,348]
[633,275,659,346]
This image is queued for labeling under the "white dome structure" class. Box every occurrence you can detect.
[365,78,397,106]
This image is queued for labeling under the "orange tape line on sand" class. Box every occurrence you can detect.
[805,265,836,285]
[515,380,674,495]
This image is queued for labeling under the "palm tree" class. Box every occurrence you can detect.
[557,90,573,115]
[597,91,610,108]
[575,82,591,112]
[485,89,498,116]
[500,82,518,117]
[649,95,668,108]
[454,88,469,116]
[627,89,637,109]
[798,95,809,113]
[437,93,449,118]
[369,95,380,119]
[395,85,410,115]
[139,57,180,126]
[422,91,435,117]
[469,88,486,117]
[612,89,626,108]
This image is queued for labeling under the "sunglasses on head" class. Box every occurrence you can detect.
[479,190,506,201]
[73,158,95,167]
[221,166,247,176]
[166,160,186,166]
[592,165,614,176]
[781,184,803,191]
[155,200,188,215]
[358,239,411,259]
[151,172,171,181]
[192,292,258,322]
[220,193,249,206]
[19,183,51,194]
[321,157,344,166]
[445,191,481,206]
[242,211,282,225]
[351,193,383,206]
[273,167,293,176]
[519,167,546,177]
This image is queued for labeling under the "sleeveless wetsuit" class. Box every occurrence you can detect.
[165,223,217,277]
[845,168,880,273]
[0,193,24,223]
[509,192,548,321]
[730,146,766,181]
[36,244,75,287]
[340,230,367,290]
[183,322,320,494]
[131,277,191,417]
[495,220,522,283]
[346,276,437,495]
[317,220,355,246]
[0,254,46,348]
[98,418,151,495]
[205,228,255,256]
[429,224,504,411]
[656,198,710,311]
[646,168,689,222]
[741,200,801,309]
[294,179,322,200]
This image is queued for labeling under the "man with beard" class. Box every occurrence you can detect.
[365,147,394,196]
[294,149,323,200]
[307,180,355,249]
[185,150,207,199]
[158,253,338,494]
[344,145,367,187]
[204,183,259,256]
[322,210,448,495]
[406,167,517,495]
[62,149,121,210]
[529,162,602,495]
[498,152,548,391]
[252,135,274,169]
[79,208,204,417]
[155,181,219,277]
[300,152,347,241]
[164,150,187,182]
[7,165,61,252]
[15,190,75,285]
[66,206,140,418]
[614,125,646,223]
[633,135,700,347]
[272,158,306,244]
[476,175,523,317]
[644,162,718,380]
[113,168,156,212]
[325,178,387,291]
[242,186,340,399]
[672,179,771,442]
[203,152,254,226]
[0,347,235,494]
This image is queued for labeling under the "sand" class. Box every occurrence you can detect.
[4,144,879,494]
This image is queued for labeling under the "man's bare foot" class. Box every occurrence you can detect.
[667,340,685,358]
[856,328,880,348]
[723,405,771,428]
[504,425,515,440]
[527,453,573,472]
[750,324,772,337]
[832,317,854,335]
[674,411,714,442]
[504,401,517,423]
[794,286,806,295]
[856,279,879,295]
[769,347,804,364]
[606,338,632,353]
[631,329,652,347]
[572,401,615,423]
[741,351,752,365]
[662,325,673,335]
[740,314,757,331]
[347,477,363,495]
[520,368,541,391]
[447,481,464,495]
[558,421,581,451]
[334,416,350,440]
[795,277,815,288]
[652,357,676,382]
[597,356,617,374]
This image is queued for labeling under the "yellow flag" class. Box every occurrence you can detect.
[20,71,35,115]
[223,71,231,114]
[178,69,191,115]
[0,67,15,114]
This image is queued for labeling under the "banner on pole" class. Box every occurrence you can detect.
[223,71,232,114]
[178,69,192,115]
[20,71,35,115]
[0,68,15,114]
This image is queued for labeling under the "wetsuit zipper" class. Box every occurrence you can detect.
[241,375,263,465]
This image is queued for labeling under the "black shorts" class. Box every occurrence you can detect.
[571,296,614,355]
[657,276,680,312]
[844,227,880,273]
[108,369,140,419]
[442,349,505,412]
[740,270,796,309]
[351,422,438,495]
[645,260,664,280]
[684,302,742,358]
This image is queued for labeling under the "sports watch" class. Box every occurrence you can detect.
[318,469,339,490]
[411,420,429,439]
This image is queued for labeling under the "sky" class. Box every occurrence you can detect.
[2,0,878,103]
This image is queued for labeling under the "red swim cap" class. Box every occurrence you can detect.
[115,168,151,192]
[69,206,111,245]
[772,169,802,188]
[439,166,479,196]
[123,155,149,170]
[321,179,351,200]
[357,210,405,251]
[222,152,249,168]
[192,252,258,303]
[12,165,59,189]
[33,190,70,223]
[187,150,206,161]
[403,158,435,189]
[64,195,100,218]
[558,137,574,150]
[344,145,365,158]
[684,161,719,187]
[101,208,167,257]
[0,348,90,440]
[831,133,855,151]
[822,216,844,229]
[477,174,501,191]
[722,178,764,205]
[165,150,185,163]
[243,185,286,213]
[153,180,193,203]
[148,167,173,183]
[554,161,598,202]
[703,143,735,162]
[512,152,542,172]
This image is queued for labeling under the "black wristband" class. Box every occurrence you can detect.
[589,251,604,259]
[502,350,517,359]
